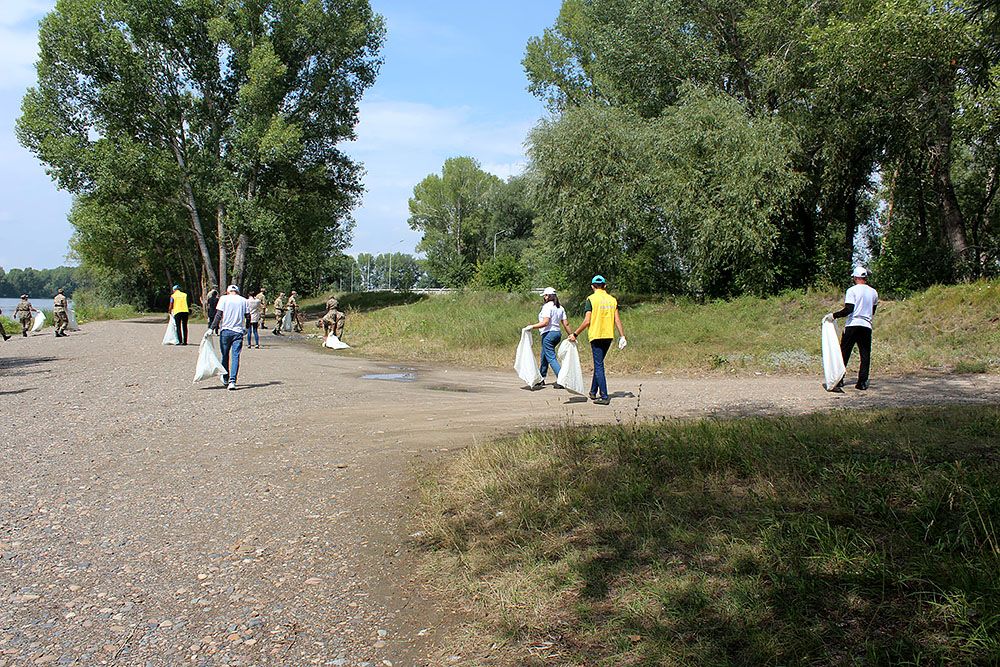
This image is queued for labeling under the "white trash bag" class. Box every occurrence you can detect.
[30,311,46,333]
[821,319,846,391]
[282,309,293,332]
[514,329,543,387]
[324,333,350,350]
[556,340,587,395]
[67,308,80,331]
[162,317,179,345]
[193,332,226,383]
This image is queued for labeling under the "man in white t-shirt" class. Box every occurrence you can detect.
[824,266,879,390]
[210,285,249,391]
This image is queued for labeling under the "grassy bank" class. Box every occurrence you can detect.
[418,406,1000,665]
[339,281,1000,375]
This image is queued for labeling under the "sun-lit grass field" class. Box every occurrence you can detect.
[418,405,1000,665]
[332,281,1000,376]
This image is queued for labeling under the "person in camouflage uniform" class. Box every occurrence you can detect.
[272,292,286,335]
[255,288,267,327]
[53,288,70,337]
[287,290,304,333]
[321,295,345,339]
[14,295,36,337]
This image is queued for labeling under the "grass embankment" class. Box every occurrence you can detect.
[341,281,1000,376]
[419,406,1000,666]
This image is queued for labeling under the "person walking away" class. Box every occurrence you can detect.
[287,290,304,332]
[255,288,267,328]
[272,292,286,335]
[168,285,190,345]
[210,285,249,391]
[825,266,879,390]
[14,295,36,337]
[0,307,11,341]
[246,291,262,349]
[52,288,70,337]
[321,295,346,339]
[568,276,626,405]
[205,288,220,334]
[522,287,571,388]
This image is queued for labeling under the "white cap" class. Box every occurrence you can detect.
[542,287,557,296]
[851,266,868,278]
[227,284,240,292]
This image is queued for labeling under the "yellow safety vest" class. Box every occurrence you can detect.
[587,290,617,340]
[171,290,189,313]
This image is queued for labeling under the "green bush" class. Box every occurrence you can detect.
[469,255,528,291]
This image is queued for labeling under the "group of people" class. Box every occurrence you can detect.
[166,284,348,390]
[0,289,72,341]
[522,267,878,405]
[522,275,626,405]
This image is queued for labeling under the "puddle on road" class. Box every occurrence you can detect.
[361,372,417,382]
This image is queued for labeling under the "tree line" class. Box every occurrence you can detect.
[408,0,1000,298]
[0,266,84,299]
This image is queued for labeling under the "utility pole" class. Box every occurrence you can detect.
[493,229,510,258]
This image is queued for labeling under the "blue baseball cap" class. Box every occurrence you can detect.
[172,284,180,290]
[591,275,607,285]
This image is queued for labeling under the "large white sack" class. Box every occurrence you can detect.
[514,329,543,387]
[193,333,226,383]
[282,309,293,332]
[556,340,587,395]
[30,311,46,332]
[822,319,846,391]
[67,308,80,331]
[162,317,179,345]
[324,333,350,350]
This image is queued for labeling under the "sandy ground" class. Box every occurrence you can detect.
[3,319,1000,666]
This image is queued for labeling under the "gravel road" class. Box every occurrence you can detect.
[3,319,999,666]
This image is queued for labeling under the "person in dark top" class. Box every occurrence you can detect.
[205,288,220,333]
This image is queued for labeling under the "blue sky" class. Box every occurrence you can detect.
[0,0,560,270]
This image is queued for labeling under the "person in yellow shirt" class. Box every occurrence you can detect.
[168,284,190,345]
[568,275,626,405]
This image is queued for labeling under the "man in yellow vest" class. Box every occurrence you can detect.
[568,275,626,405]
[168,284,190,345]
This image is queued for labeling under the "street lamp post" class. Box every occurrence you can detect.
[493,229,510,258]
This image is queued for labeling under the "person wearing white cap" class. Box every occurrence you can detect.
[522,287,572,388]
[824,266,879,390]
[210,285,249,390]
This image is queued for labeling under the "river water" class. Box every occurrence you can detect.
[0,297,73,312]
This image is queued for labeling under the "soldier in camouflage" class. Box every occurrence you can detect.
[14,295,36,337]
[272,292,286,335]
[53,288,69,337]
[321,295,345,340]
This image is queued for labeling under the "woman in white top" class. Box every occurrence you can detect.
[246,290,263,349]
[523,287,572,388]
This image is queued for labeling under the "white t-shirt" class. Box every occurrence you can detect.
[538,302,567,335]
[844,284,878,329]
[216,294,249,333]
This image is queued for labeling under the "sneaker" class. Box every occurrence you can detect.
[532,380,546,389]
[2,335,9,341]
[221,375,229,386]
[593,397,611,405]
[227,382,237,391]
[855,382,869,391]
[553,383,564,389]
[588,392,597,400]
[256,345,260,349]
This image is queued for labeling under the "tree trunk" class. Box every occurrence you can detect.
[927,76,969,262]
[217,205,228,289]
[232,233,250,289]
[170,138,218,289]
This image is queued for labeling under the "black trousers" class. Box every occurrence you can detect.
[174,312,189,345]
[840,325,872,386]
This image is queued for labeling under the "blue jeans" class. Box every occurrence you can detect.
[247,322,259,347]
[539,331,561,378]
[590,339,612,399]
[219,330,244,384]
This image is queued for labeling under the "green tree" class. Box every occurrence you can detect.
[18,0,384,302]
[407,157,505,286]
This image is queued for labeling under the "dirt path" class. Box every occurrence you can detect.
[3,320,999,666]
